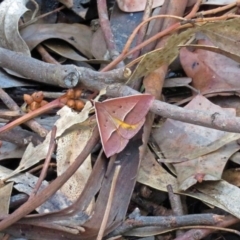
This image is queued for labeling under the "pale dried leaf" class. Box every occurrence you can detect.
[175,141,240,190]
[137,149,229,211]
[0,182,13,213]
[0,0,30,77]
[55,102,92,138]
[57,122,95,212]
[153,95,239,160]
[196,180,240,218]
[0,0,30,54]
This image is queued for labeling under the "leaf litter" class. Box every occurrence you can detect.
[2,1,240,239]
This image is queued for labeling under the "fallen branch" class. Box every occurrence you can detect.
[1,48,240,133]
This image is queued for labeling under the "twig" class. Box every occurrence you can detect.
[141,1,170,54]
[185,0,202,19]
[29,0,39,19]
[0,88,48,137]
[132,0,154,59]
[0,98,64,134]
[97,0,123,66]
[108,214,223,237]
[36,45,60,64]
[30,126,57,198]
[97,165,121,240]
[196,1,237,17]
[19,5,66,29]
[0,47,128,88]
[167,184,184,237]
[28,163,56,174]
[173,225,240,236]
[0,110,22,118]
[174,215,240,240]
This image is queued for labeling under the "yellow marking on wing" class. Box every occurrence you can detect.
[112,117,139,130]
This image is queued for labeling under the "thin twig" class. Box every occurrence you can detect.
[20,5,66,29]
[36,45,60,64]
[196,1,237,17]
[30,126,57,198]
[97,0,123,66]
[132,0,154,59]
[0,88,48,137]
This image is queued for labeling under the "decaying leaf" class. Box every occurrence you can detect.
[95,94,154,157]
[0,0,30,77]
[137,149,240,218]
[0,0,30,54]
[153,95,240,190]
[57,119,95,212]
[222,168,240,187]
[180,38,240,93]
[127,28,195,83]
[128,18,240,84]
[20,23,93,58]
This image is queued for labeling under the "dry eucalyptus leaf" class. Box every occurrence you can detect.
[137,148,179,191]
[0,0,31,77]
[0,182,13,213]
[0,0,30,54]
[153,95,240,190]
[181,44,240,64]
[222,168,240,187]
[44,40,106,64]
[196,180,240,218]
[199,18,240,56]
[55,102,93,138]
[137,148,229,211]
[57,121,95,212]
[20,23,93,59]
[12,173,76,214]
[180,38,240,93]
[0,181,13,238]
[127,28,195,83]
[6,132,52,179]
[163,77,192,88]
[153,95,239,160]
[175,141,240,190]
[230,152,240,164]
[0,141,26,160]
[0,166,70,213]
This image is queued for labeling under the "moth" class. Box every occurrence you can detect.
[95,94,154,157]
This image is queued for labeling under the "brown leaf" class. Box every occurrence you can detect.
[20,23,93,58]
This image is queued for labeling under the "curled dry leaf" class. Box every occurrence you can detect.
[95,94,154,157]
[0,0,30,77]
[20,23,93,59]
